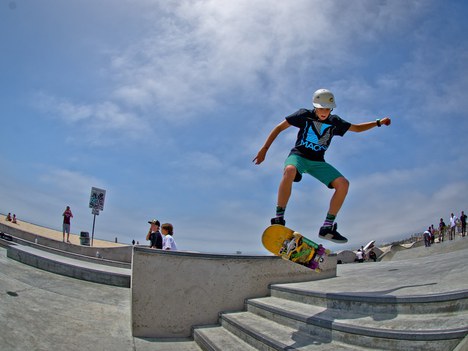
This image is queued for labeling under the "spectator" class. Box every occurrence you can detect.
[146,219,163,249]
[460,211,467,237]
[62,206,73,243]
[356,249,364,263]
[161,223,178,251]
[449,213,458,240]
[430,224,435,244]
[12,214,17,224]
[438,218,446,243]
[423,228,431,247]
[361,246,367,261]
[6,213,12,221]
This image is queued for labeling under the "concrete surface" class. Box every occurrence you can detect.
[0,217,133,263]
[0,247,201,351]
[0,215,125,248]
[7,243,131,287]
[280,236,468,297]
[1,229,467,350]
[131,246,337,338]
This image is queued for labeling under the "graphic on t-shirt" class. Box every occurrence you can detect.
[299,121,334,151]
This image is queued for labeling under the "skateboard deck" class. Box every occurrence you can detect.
[262,225,330,272]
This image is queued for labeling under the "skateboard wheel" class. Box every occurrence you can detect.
[308,261,319,270]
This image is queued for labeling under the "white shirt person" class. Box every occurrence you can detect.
[161,223,178,251]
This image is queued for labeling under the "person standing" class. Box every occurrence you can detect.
[161,223,178,250]
[460,211,467,237]
[146,219,163,249]
[62,206,73,243]
[423,228,431,247]
[449,213,458,240]
[438,218,446,243]
[356,249,364,263]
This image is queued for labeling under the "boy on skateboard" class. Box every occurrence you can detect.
[253,89,391,244]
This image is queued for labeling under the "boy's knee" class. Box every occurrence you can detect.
[333,177,349,191]
[283,165,298,181]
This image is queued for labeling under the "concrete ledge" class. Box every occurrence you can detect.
[7,244,130,287]
[10,235,131,269]
[131,247,336,338]
[0,222,132,263]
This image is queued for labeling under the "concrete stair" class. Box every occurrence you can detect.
[5,242,131,287]
[193,280,467,351]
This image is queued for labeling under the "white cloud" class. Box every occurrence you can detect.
[106,0,428,119]
[32,92,151,144]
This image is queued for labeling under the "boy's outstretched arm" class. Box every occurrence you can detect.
[348,117,391,132]
[253,120,291,165]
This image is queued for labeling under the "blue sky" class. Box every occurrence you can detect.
[1,0,467,254]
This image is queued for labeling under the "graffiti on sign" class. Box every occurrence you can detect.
[89,187,106,211]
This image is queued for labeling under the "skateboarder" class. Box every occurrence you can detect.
[253,88,391,243]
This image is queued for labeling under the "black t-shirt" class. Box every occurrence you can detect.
[150,231,163,249]
[286,109,351,162]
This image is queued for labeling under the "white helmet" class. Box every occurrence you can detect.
[312,89,336,109]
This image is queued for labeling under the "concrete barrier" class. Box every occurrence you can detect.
[0,222,132,263]
[131,247,337,338]
[7,244,130,287]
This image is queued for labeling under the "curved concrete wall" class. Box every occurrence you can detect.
[0,222,132,263]
[131,247,337,338]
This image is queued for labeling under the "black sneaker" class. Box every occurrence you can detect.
[318,223,348,243]
[271,217,286,226]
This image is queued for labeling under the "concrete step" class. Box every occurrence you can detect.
[220,311,367,350]
[10,235,131,268]
[193,325,258,351]
[270,284,468,315]
[246,296,466,351]
[6,243,131,287]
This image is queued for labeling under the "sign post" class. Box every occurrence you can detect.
[89,187,106,246]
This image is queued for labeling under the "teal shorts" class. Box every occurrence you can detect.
[285,154,343,189]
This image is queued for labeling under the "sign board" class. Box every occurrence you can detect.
[89,187,106,211]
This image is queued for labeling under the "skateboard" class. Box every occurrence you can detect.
[262,225,330,272]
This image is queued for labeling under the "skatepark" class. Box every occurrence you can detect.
[0,216,467,350]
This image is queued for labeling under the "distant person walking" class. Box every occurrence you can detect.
[62,206,73,243]
[460,211,467,237]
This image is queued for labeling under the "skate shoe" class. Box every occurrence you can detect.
[270,217,286,226]
[318,223,348,243]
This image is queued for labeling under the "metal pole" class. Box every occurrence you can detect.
[91,213,96,246]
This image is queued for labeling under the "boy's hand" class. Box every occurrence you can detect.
[381,117,391,126]
[253,147,268,165]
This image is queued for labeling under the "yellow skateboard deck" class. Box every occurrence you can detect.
[262,225,330,272]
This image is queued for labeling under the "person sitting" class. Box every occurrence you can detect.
[6,213,12,221]
[12,214,17,224]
